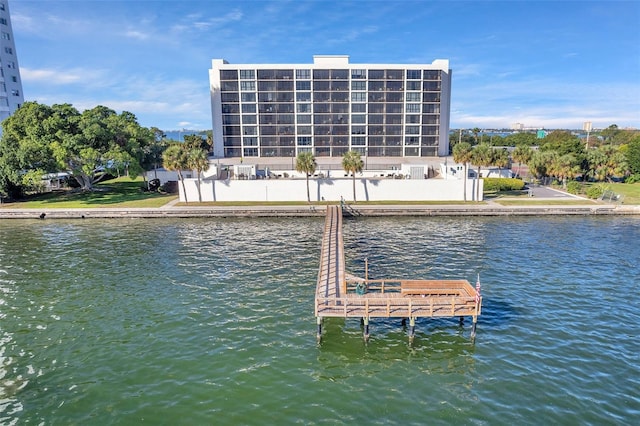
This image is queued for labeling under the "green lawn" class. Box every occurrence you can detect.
[609,183,640,205]
[1,177,176,209]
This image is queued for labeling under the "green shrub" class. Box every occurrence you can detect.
[566,181,581,194]
[483,178,526,192]
[625,174,640,184]
[586,183,607,199]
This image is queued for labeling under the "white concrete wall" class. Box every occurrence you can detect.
[178,178,483,203]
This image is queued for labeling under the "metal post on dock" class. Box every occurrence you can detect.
[316,317,322,341]
[363,317,370,341]
[409,317,416,341]
[471,317,477,339]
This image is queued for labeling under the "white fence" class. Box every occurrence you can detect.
[179,177,482,202]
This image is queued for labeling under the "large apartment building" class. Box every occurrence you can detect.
[0,0,23,131]
[209,55,451,159]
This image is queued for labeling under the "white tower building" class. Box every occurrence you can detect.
[0,0,24,133]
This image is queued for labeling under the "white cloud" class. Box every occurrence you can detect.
[125,30,150,41]
[20,67,100,85]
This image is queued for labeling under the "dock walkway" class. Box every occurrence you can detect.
[314,206,482,340]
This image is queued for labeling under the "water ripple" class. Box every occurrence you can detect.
[0,217,638,424]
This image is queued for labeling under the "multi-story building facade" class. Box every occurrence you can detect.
[0,0,23,131]
[209,55,451,159]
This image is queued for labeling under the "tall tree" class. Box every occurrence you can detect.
[162,143,189,203]
[549,153,580,188]
[187,148,209,202]
[493,149,510,176]
[295,151,317,203]
[452,142,473,201]
[471,143,493,201]
[587,146,628,182]
[342,150,364,202]
[528,150,556,182]
[512,145,533,178]
[625,136,640,175]
[0,101,152,194]
[471,127,481,144]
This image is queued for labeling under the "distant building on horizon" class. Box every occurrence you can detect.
[209,55,452,159]
[0,0,23,134]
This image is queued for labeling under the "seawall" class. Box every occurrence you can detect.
[1,204,638,219]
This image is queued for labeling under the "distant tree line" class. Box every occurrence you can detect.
[450,125,640,188]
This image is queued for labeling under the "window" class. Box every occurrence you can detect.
[12,90,20,96]
[0,18,6,25]
[296,92,311,102]
[221,81,238,91]
[240,81,255,91]
[386,70,403,79]
[243,137,258,146]
[369,70,384,79]
[296,81,311,91]
[351,92,366,102]
[242,114,257,124]
[6,61,14,69]
[220,70,238,80]
[423,92,441,102]
[351,81,366,91]
[406,104,421,113]
[297,115,312,124]
[351,137,366,145]
[351,115,366,124]
[330,69,349,79]
[221,93,238,102]
[423,70,441,80]
[241,93,256,103]
[351,104,366,113]
[296,69,311,79]
[297,103,311,113]
[240,69,255,79]
[243,126,257,135]
[406,81,421,91]
[405,136,420,145]
[241,104,256,113]
[406,92,421,102]
[351,69,366,79]
[1,32,9,40]
[297,136,312,145]
[407,70,421,79]
[406,126,420,135]
[11,76,17,82]
[313,69,330,79]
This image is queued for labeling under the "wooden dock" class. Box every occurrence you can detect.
[315,206,482,340]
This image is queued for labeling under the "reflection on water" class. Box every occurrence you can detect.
[0,216,639,424]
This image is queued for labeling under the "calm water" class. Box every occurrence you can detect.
[1,216,639,425]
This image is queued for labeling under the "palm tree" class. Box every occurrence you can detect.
[295,151,317,203]
[471,143,493,201]
[528,150,555,183]
[342,150,364,202]
[472,127,481,144]
[512,145,533,179]
[493,149,510,177]
[162,143,189,203]
[452,142,473,201]
[187,148,209,202]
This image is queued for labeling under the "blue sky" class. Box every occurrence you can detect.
[10,0,640,131]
